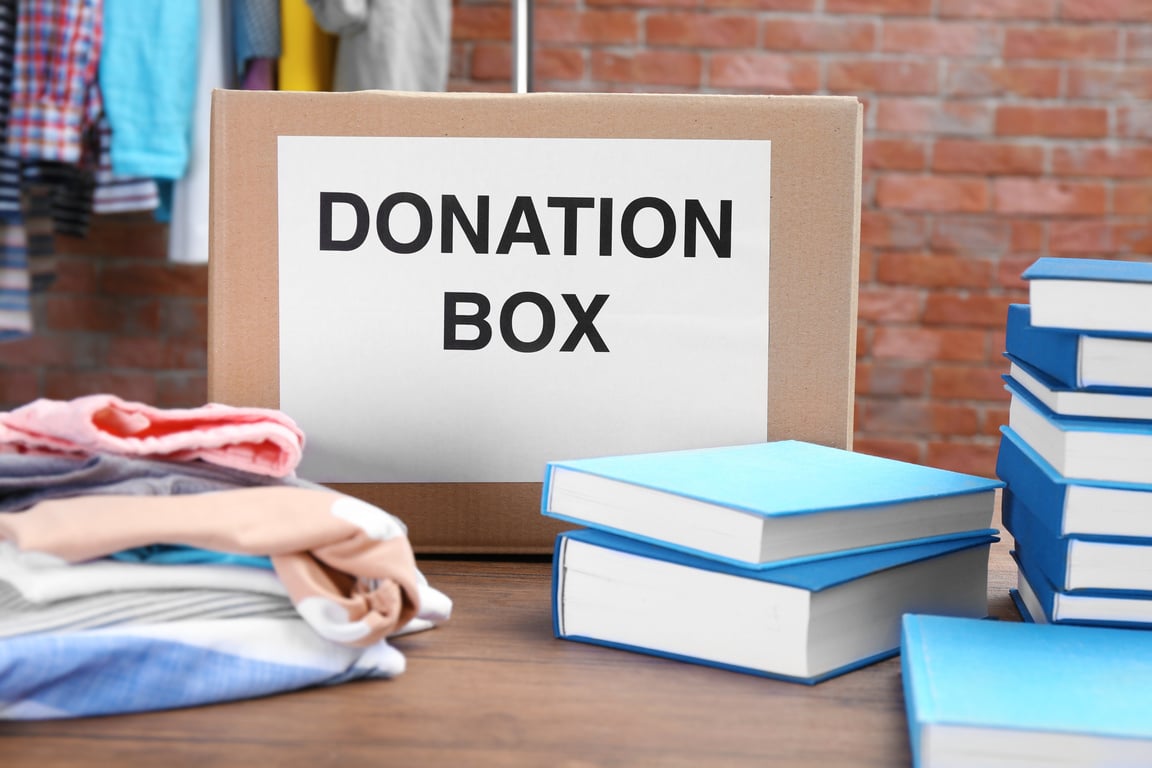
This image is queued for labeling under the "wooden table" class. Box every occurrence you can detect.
[0,531,1018,767]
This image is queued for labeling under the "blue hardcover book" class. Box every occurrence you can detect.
[553,528,997,684]
[996,426,1152,539]
[1005,377,1152,485]
[1005,355,1152,420]
[1012,548,1152,629]
[1002,488,1152,594]
[542,440,1001,567]
[1005,303,1152,391]
[1023,256,1152,334]
[901,613,1152,768]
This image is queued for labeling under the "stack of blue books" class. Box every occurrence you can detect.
[539,440,1002,684]
[999,257,1152,628]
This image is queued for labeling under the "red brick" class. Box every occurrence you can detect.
[876,174,989,213]
[938,0,1055,19]
[943,63,1061,98]
[930,217,1012,254]
[826,0,932,13]
[451,6,511,42]
[881,21,1002,56]
[986,403,1011,427]
[1129,29,1152,60]
[0,334,85,367]
[1068,66,1152,99]
[43,371,158,405]
[855,362,927,397]
[43,295,120,333]
[1011,220,1046,253]
[0,368,40,408]
[1004,26,1120,60]
[155,373,210,409]
[931,364,1010,399]
[864,138,927,171]
[1062,0,1152,21]
[924,294,1015,327]
[1052,145,1152,179]
[993,178,1107,215]
[995,106,1108,138]
[592,51,701,86]
[998,256,1038,289]
[537,47,585,81]
[701,0,815,9]
[762,18,876,52]
[932,139,1044,175]
[47,258,98,292]
[105,337,171,369]
[708,53,821,91]
[1050,221,1152,255]
[470,43,511,81]
[56,214,170,261]
[860,211,929,249]
[536,9,639,45]
[97,264,208,299]
[925,441,1000,477]
[875,98,992,135]
[862,399,981,435]
[1119,105,1152,139]
[873,326,987,361]
[827,59,938,95]
[586,0,696,6]
[876,252,993,288]
[1115,182,1152,215]
[646,13,757,48]
[858,285,923,323]
[852,437,924,465]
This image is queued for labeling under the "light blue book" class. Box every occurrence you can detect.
[1023,256,1152,334]
[542,440,1001,567]
[901,614,1152,767]
[554,528,996,685]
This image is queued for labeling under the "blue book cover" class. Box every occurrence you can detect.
[1003,488,1152,595]
[996,426,1152,539]
[901,613,1152,768]
[1012,548,1152,629]
[1022,257,1152,334]
[1005,377,1152,484]
[1004,303,1152,390]
[1022,256,1152,284]
[543,440,1002,566]
[1005,357,1152,421]
[553,528,998,685]
[1005,303,1080,387]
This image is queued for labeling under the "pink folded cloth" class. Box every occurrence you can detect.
[0,395,305,478]
[0,486,425,647]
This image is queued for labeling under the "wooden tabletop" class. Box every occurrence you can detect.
[0,530,1018,767]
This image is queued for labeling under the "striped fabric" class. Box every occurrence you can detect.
[0,617,407,719]
[6,0,103,165]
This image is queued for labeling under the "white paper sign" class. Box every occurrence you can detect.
[278,136,771,482]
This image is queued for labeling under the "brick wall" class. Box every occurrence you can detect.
[3,0,1151,478]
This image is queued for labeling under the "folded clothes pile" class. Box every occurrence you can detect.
[0,395,452,719]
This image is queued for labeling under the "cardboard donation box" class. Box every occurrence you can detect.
[208,90,862,554]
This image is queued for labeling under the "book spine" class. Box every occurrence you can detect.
[1005,303,1079,387]
[996,427,1069,531]
[1002,490,1071,591]
[551,532,567,638]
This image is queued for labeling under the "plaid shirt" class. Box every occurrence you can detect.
[6,0,103,164]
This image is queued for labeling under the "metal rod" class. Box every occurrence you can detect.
[512,0,533,93]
